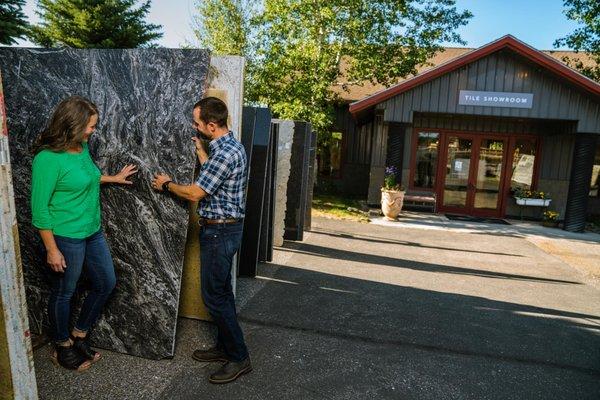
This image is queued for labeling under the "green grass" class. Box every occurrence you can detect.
[312,194,369,222]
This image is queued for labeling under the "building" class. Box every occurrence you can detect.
[329,35,600,231]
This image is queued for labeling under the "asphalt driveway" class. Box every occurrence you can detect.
[34,215,600,399]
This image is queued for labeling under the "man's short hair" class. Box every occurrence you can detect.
[194,97,228,127]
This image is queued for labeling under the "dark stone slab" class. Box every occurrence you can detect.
[236,108,255,275]
[258,123,278,263]
[0,48,210,359]
[304,130,317,231]
[284,121,312,241]
[239,107,272,277]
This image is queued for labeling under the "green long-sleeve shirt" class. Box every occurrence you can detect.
[31,142,102,239]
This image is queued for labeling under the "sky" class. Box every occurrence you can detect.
[15,0,582,51]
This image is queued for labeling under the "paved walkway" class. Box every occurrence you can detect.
[33,216,600,399]
[372,212,600,288]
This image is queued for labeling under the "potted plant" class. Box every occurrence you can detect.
[381,166,405,220]
[513,188,552,207]
[542,210,559,227]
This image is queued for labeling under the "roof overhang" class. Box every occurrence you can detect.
[349,35,600,116]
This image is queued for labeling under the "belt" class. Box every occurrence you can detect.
[198,218,241,226]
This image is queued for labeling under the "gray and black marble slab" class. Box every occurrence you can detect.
[0,48,210,359]
[239,106,272,277]
[258,123,278,263]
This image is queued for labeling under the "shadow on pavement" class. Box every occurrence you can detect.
[160,256,599,399]
[278,242,581,285]
[309,228,526,258]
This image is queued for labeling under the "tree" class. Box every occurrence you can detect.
[30,0,163,48]
[0,0,29,45]
[555,0,600,82]
[190,0,254,56]
[193,0,471,135]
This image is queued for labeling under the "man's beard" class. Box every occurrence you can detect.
[198,131,211,140]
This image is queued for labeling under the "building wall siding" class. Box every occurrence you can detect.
[331,104,371,196]
[540,134,575,181]
[367,115,388,204]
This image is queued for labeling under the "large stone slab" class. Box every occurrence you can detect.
[239,107,273,277]
[178,56,245,321]
[206,56,245,141]
[0,48,210,359]
[284,121,312,241]
[271,120,294,247]
[258,123,278,262]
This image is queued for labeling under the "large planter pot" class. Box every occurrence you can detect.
[515,197,552,207]
[381,189,405,220]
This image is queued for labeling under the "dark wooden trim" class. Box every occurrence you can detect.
[350,35,600,116]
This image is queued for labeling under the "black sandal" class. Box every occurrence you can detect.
[70,335,101,362]
[51,344,91,371]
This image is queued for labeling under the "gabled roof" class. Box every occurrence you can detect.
[349,35,600,115]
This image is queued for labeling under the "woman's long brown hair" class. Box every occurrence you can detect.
[32,96,98,154]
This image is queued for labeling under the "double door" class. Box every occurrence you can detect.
[438,134,510,218]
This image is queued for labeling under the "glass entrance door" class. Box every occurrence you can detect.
[439,134,508,217]
[473,139,506,213]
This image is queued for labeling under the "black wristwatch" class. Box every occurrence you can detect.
[162,180,172,192]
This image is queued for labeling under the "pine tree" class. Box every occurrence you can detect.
[30,0,163,48]
[0,0,29,45]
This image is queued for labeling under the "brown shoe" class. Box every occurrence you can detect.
[209,358,252,384]
[192,347,228,363]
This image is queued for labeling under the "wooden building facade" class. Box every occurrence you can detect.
[334,36,600,230]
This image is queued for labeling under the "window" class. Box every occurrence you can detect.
[510,139,537,191]
[413,132,439,189]
[590,143,600,198]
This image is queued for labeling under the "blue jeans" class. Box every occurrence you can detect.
[199,221,248,362]
[47,230,116,343]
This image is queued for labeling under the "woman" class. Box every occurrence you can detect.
[31,95,137,371]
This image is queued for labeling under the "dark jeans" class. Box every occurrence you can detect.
[199,221,248,362]
[47,230,116,343]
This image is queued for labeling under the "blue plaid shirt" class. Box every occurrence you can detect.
[195,132,247,219]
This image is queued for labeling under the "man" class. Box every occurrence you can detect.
[151,97,251,384]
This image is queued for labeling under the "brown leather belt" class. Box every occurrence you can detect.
[198,218,241,226]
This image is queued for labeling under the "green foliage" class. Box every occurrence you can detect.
[554,0,600,81]
[30,0,163,48]
[190,0,253,56]
[382,166,403,191]
[192,0,472,137]
[543,210,559,221]
[0,0,28,45]
[513,188,549,199]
